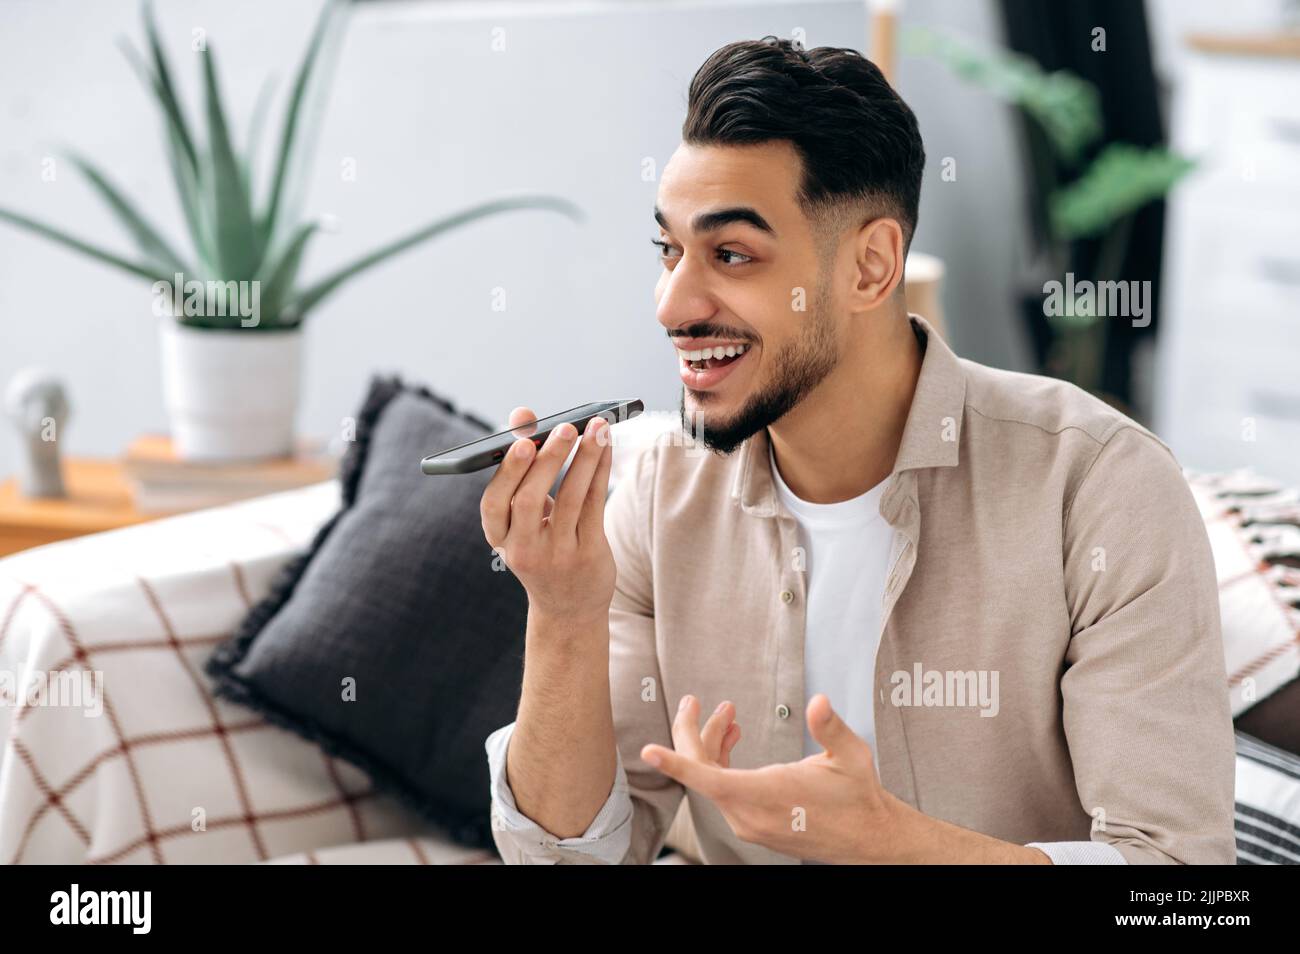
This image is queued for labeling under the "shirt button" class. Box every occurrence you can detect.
[780,589,794,604]
[775,703,790,719]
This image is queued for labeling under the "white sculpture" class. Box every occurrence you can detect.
[4,368,70,498]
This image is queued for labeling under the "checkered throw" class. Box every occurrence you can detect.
[0,480,494,865]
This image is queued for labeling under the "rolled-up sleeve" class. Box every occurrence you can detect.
[486,720,633,865]
[1058,424,1237,865]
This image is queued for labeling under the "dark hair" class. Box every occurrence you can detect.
[682,36,925,255]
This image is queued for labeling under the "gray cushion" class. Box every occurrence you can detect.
[206,376,527,849]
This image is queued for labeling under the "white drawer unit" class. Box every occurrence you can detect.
[1155,35,1300,485]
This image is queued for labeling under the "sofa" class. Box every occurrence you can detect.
[1,431,1298,864]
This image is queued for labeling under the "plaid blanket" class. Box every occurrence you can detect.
[0,480,491,865]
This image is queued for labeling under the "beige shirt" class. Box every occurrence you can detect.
[490,314,1237,865]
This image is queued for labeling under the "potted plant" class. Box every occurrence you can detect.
[905,28,1194,407]
[0,0,580,460]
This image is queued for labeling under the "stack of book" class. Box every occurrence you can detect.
[122,435,338,513]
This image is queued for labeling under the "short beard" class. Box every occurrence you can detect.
[679,287,838,456]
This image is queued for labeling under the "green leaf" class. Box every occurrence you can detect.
[1049,144,1196,241]
[201,45,262,279]
[118,35,213,270]
[63,150,191,274]
[242,74,278,202]
[0,207,162,281]
[280,196,583,324]
[257,221,317,326]
[905,27,1103,163]
[167,122,215,273]
[141,1,198,175]
[261,0,341,250]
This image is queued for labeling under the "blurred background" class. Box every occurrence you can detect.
[1,0,1298,509]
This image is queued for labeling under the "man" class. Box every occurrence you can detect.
[480,36,1236,864]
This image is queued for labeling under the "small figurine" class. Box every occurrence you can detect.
[4,368,70,498]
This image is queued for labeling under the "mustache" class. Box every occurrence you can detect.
[666,323,755,342]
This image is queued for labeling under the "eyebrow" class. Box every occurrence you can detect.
[654,205,776,237]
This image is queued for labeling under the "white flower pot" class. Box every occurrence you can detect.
[159,321,303,460]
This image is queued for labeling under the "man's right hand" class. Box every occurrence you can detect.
[480,405,616,624]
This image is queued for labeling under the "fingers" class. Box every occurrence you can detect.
[551,416,606,534]
[578,423,614,541]
[669,694,708,760]
[640,742,725,797]
[669,695,738,764]
[507,406,538,433]
[510,423,579,541]
[644,695,742,794]
[505,407,555,521]
[479,406,543,548]
[480,432,538,548]
[719,723,741,768]
[805,693,868,764]
[699,700,735,755]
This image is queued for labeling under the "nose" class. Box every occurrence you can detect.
[655,251,716,338]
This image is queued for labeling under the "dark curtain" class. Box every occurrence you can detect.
[999,0,1167,408]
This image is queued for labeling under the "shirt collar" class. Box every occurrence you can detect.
[729,313,966,517]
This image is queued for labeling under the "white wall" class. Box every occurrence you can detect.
[0,0,1028,479]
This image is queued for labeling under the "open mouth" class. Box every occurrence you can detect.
[676,342,751,390]
[679,343,747,372]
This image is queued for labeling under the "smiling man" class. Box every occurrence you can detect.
[480,37,1236,864]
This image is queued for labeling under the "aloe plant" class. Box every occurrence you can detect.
[0,0,581,330]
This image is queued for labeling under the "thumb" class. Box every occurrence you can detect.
[508,406,539,434]
[806,693,868,762]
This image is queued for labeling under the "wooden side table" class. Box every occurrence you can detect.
[0,459,155,558]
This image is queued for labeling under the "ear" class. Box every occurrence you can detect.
[848,216,906,311]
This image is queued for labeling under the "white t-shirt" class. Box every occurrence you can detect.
[767,441,894,766]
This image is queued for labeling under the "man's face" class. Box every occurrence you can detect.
[654,141,841,454]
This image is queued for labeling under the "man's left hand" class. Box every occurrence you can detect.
[641,692,906,863]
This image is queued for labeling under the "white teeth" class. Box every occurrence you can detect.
[676,343,748,363]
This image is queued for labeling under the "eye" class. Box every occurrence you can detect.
[650,238,680,262]
[716,248,753,266]
[651,238,754,268]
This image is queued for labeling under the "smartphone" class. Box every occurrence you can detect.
[420,399,644,475]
